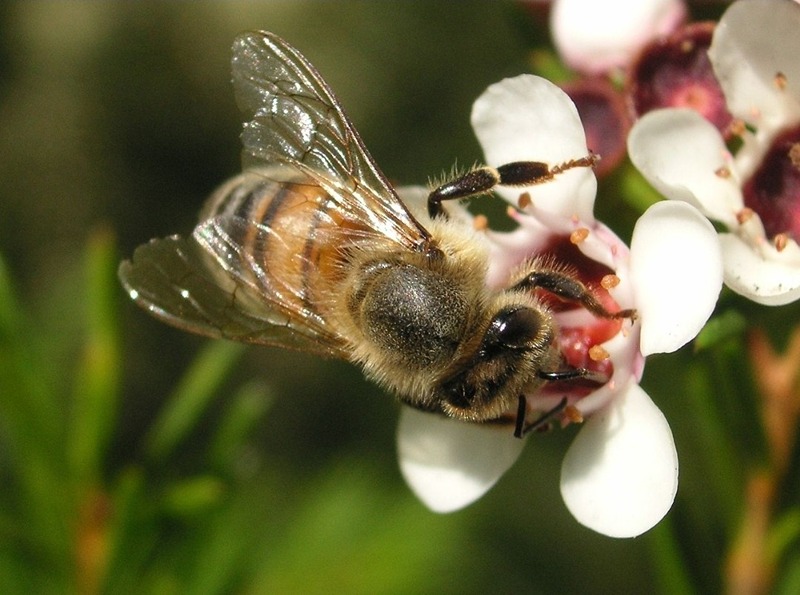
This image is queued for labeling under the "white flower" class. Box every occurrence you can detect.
[628,0,800,306]
[550,0,687,75]
[397,75,722,538]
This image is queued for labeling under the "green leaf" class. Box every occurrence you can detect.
[208,381,273,470]
[768,508,800,564]
[144,340,246,462]
[69,227,122,487]
[695,309,747,352]
[161,476,227,518]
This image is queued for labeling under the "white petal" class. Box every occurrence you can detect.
[628,109,742,227]
[720,233,800,306]
[709,0,800,130]
[551,0,686,75]
[471,75,596,221]
[630,201,722,355]
[396,407,525,512]
[560,382,678,538]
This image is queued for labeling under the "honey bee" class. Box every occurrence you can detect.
[119,31,635,438]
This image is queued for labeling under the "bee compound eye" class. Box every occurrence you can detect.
[487,307,542,350]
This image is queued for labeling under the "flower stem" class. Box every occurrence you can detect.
[724,328,800,594]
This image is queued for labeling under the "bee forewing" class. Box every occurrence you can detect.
[231,30,431,252]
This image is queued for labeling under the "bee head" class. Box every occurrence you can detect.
[438,303,557,422]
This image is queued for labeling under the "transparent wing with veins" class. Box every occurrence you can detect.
[120,32,436,357]
[231,30,432,251]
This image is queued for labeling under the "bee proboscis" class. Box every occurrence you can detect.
[120,31,634,438]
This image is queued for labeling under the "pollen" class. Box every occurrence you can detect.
[774,233,789,252]
[715,166,731,179]
[727,118,747,137]
[570,228,590,244]
[600,274,621,289]
[736,207,755,225]
[518,192,532,210]
[789,143,800,170]
[775,71,788,91]
[564,405,584,424]
[589,345,610,361]
[472,214,489,231]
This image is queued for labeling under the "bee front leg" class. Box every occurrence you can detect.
[512,268,637,320]
[427,155,597,219]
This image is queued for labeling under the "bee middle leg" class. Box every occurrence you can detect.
[512,268,636,320]
[427,155,597,220]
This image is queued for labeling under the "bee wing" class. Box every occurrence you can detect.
[119,211,348,358]
[231,31,432,251]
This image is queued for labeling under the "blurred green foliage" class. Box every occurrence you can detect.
[2,2,800,594]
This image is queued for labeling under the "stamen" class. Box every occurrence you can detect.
[737,207,755,225]
[774,233,789,252]
[589,345,610,361]
[570,228,590,244]
[600,274,620,289]
[472,214,489,231]
[775,71,788,91]
[789,143,800,171]
[715,166,732,179]
[518,192,532,210]
[564,405,584,424]
[727,118,747,137]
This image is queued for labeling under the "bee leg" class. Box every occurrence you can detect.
[512,269,637,320]
[537,368,608,384]
[427,155,597,219]
[514,395,569,438]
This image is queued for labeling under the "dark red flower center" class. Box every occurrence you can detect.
[562,79,631,178]
[532,235,625,395]
[742,125,800,243]
[628,22,733,135]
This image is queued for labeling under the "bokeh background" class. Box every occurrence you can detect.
[2,2,800,593]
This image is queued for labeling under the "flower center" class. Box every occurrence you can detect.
[628,22,733,134]
[533,235,625,395]
[742,124,800,243]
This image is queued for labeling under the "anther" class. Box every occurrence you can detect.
[564,405,584,424]
[727,118,747,137]
[737,207,755,225]
[589,345,610,361]
[715,166,731,179]
[600,274,621,289]
[775,71,788,91]
[570,228,590,244]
